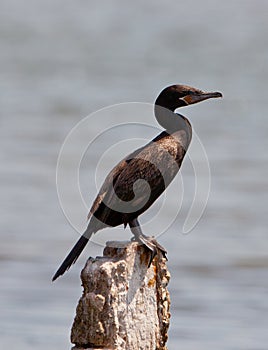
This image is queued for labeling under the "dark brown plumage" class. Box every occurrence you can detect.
[52,84,222,281]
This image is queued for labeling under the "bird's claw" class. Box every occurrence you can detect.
[135,234,167,266]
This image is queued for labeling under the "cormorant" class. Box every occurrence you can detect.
[52,84,222,281]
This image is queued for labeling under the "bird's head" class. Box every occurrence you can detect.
[155,84,223,111]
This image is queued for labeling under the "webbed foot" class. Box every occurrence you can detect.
[129,219,167,266]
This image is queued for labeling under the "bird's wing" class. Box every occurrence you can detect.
[87,158,126,220]
[111,142,177,206]
[87,144,149,220]
[101,138,182,222]
[87,131,182,225]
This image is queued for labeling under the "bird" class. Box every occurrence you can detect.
[52,84,222,281]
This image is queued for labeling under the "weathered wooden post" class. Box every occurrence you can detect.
[71,240,170,350]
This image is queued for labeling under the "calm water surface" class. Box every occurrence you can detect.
[1,1,268,349]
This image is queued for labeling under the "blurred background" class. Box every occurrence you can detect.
[1,0,268,349]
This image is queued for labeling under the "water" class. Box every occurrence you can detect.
[1,0,268,349]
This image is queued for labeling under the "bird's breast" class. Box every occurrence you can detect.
[154,129,190,165]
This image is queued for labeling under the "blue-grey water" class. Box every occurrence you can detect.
[1,1,268,349]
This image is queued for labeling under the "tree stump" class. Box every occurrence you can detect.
[71,240,170,350]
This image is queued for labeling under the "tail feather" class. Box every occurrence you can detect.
[52,235,89,281]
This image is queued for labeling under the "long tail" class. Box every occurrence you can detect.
[52,234,90,282]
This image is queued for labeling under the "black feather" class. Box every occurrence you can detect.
[52,235,89,281]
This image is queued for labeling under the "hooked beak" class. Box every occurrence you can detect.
[181,90,223,105]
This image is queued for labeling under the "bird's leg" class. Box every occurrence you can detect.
[129,219,167,266]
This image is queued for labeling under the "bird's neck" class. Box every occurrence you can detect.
[154,104,190,133]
